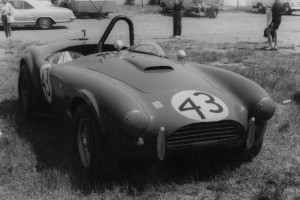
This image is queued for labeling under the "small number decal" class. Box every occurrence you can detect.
[172,90,229,121]
[40,64,52,103]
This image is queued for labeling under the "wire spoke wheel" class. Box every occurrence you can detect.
[38,17,52,29]
[73,104,120,181]
[77,118,91,168]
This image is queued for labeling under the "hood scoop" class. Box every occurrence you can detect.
[144,66,173,71]
[124,55,175,71]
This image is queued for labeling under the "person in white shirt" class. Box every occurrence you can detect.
[265,0,274,27]
[1,0,14,38]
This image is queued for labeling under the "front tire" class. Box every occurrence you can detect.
[239,138,263,162]
[238,123,267,162]
[73,104,118,182]
[38,17,52,29]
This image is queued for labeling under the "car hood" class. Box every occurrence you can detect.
[83,51,222,94]
[61,50,264,128]
[76,51,250,127]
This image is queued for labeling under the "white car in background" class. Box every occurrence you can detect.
[0,0,75,29]
[39,0,55,7]
[160,0,194,12]
[252,0,300,14]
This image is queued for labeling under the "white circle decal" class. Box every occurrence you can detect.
[171,90,229,121]
[40,64,52,103]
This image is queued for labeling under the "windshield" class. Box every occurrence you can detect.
[128,41,166,57]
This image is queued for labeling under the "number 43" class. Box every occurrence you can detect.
[178,92,223,119]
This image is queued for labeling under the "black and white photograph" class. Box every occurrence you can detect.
[0,0,300,199]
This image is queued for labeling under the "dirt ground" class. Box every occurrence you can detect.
[1,10,300,52]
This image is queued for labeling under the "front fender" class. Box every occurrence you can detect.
[20,54,33,74]
[71,89,100,120]
[187,63,271,106]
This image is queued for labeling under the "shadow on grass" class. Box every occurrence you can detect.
[9,99,245,194]
[0,99,17,119]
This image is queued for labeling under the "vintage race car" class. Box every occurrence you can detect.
[18,15,275,179]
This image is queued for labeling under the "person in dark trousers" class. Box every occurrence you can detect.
[265,0,282,51]
[1,0,14,38]
[172,0,184,39]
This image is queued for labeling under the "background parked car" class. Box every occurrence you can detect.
[59,0,116,18]
[251,0,300,14]
[160,0,219,18]
[0,0,76,29]
[38,0,55,7]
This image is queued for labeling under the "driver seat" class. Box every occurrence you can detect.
[47,51,83,64]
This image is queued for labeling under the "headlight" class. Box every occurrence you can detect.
[252,98,276,121]
[122,110,149,136]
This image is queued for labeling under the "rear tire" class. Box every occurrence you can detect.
[18,64,33,115]
[257,3,265,13]
[283,4,293,15]
[38,17,52,29]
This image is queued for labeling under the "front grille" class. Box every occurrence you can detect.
[166,121,244,149]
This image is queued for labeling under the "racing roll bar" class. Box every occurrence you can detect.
[97,15,134,52]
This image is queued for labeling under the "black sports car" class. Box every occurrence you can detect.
[18,15,275,179]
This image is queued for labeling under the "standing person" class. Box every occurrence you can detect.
[265,0,274,43]
[1,0,14,39]
[265,0,274,27]
[265,0,282,50]
[172,0,184,39]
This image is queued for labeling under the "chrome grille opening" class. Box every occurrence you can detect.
[166,121,244,149]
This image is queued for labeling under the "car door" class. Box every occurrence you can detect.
[9,0,36,25]
[21,1,36,24]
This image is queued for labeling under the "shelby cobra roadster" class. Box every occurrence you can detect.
[18,15,275,178]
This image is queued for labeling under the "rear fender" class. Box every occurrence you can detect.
[36,17,55,24]
[282,2,290,7]
[20,54,42,91]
